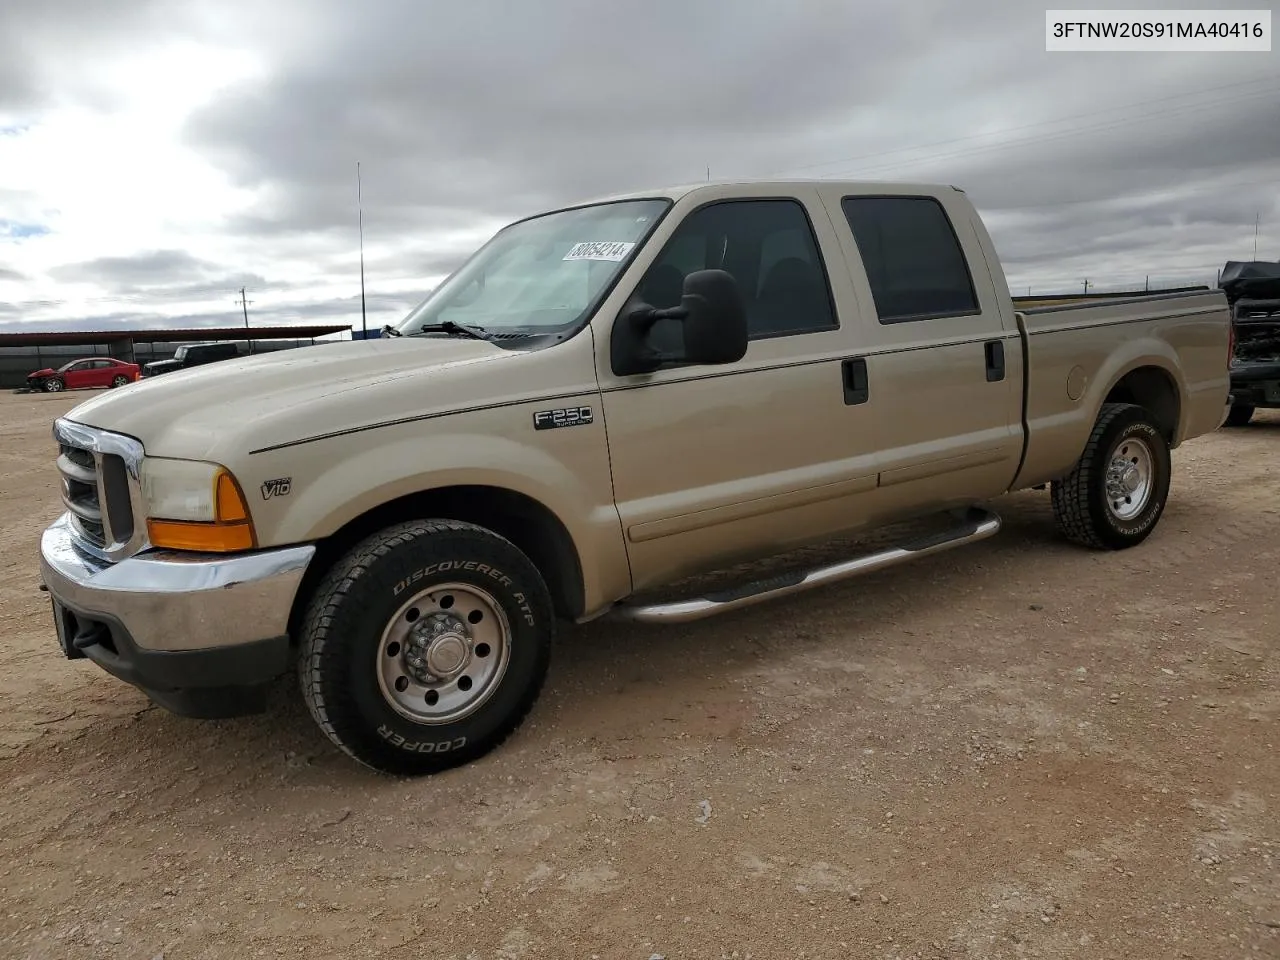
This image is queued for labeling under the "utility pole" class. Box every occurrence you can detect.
[1082,279,1090,295]
[358,161,368,340]
[1255,210,1260,261]
[236,287,254,355]
[1145,275,1149,291]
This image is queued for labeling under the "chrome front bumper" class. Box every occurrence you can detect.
[40,512,315,654]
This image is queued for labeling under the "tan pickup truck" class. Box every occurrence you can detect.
[38,179,1232,774]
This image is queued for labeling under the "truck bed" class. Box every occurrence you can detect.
[1009,288,1231,491]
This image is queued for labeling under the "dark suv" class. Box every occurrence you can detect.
[1220,261,1280,427]
[142,341,241,378]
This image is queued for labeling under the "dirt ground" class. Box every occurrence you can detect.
[1,390,1277,960]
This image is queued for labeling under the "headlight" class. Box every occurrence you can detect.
[141,458,256,552]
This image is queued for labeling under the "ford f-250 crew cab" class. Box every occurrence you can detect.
[37,179,1232,775]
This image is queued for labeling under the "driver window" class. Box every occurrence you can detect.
[633,199,837,351]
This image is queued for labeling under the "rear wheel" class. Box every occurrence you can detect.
[298,519,554,776]
[1051,402,1171,550]
[44,378,64,392]
[1225,404,1255,427]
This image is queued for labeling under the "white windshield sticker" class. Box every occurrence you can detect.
[562,241,635,262]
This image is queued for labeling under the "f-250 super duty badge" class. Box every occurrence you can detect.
[533,406,593,430]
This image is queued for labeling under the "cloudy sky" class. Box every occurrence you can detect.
[0,0,1276,334]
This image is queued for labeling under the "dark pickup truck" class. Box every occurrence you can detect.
[143,341,241,377]
[1221,261,1280,426]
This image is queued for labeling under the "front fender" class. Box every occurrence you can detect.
[243,403,630,618]
[283,433,604,540]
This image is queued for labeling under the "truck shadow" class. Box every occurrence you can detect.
[1226,407,1280,430]
[1227,420,1280,433]
[43,485,1239,795]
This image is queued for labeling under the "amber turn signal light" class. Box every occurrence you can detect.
[147,469,257,552]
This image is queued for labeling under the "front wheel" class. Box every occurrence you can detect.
[298,519,554,776]
[1051,402,1171,550]
[110,375,129,388]
[1225,404,1254,427]
[44,378,64,393]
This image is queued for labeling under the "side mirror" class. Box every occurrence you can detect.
[611,268,748,376]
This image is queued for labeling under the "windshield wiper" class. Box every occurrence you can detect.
[413,320,492,341]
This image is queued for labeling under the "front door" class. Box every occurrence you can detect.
[596,187,885,593]
[61,361,96,389]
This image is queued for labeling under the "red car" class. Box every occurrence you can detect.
[26,357,141,393]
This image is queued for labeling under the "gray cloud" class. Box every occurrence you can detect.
[47,251,278,307]
[3,0,1278,326]
[177,0,1279,297]
[134,275,273,303]
[0,266,27,282]
[185,0,993,238]
[50,250,216,286]
[0,0,200,113]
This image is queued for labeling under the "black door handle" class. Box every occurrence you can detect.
[842,357,869,405]
[984,340,1005,382]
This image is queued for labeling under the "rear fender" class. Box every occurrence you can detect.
[1014,333,1187,490]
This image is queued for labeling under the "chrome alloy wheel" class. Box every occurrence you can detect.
[1104,436,1154,521]
[375,582,512,724]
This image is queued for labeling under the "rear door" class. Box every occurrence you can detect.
[595,186,885,592]
[812,186,1024,518]
[86,359,115,387]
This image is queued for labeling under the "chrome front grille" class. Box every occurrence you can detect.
[58,444,106,546]
[53,419,147,563]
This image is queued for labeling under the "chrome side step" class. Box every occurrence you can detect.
[611,506,1001,625]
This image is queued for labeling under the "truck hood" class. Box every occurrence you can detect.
[64,336,549,461]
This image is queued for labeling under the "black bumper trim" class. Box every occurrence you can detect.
[1230,361,1280,408]
[59,602,292,719]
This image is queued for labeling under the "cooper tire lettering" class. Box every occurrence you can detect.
[377,725,469,753]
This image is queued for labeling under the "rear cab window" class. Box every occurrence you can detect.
[840,196,980,324]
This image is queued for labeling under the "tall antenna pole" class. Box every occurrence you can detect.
[358,161,368,339]
[236,287,254,355]
[1255,210,1260,260]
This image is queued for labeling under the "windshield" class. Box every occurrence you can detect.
[395,198,670,337]
[173,347,188,360]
